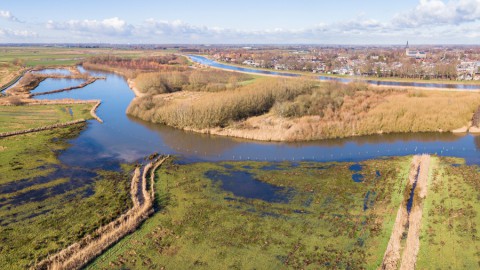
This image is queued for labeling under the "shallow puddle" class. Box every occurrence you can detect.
[205,170,292,203]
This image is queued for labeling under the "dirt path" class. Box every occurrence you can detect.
[381,155,431,270]
[399,155,430,270]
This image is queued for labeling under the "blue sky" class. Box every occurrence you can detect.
[1,0,480,44]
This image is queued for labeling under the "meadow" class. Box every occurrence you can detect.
[89,157,412,269]
[0,104,92,133]
[0,47,165,67]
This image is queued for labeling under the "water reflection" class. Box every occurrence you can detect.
[32,69,72,76]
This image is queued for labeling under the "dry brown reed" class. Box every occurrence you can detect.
[127,77,315,129]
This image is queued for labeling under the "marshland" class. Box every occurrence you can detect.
[1,47,480,269]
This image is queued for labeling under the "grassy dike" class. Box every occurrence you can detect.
[89,157,412,269]
[0,124,133,269]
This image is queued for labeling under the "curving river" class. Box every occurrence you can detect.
[188,55,480,90]
[23,66,480,169]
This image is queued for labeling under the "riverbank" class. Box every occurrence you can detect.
[0,67,29,92]
[126,78,480,142]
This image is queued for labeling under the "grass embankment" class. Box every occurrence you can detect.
[0,104,92,133]
[127,74,480,141]
[416,157,480,269]
[0,62,25,91]
[90,157,412,269]
[0,125,133,269]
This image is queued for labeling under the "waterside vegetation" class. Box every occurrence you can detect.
[127,70,480,141]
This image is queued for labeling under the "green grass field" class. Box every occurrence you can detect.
[89,157,412,269]
[416,157,480,269]
[0,104,93,133]
[0,125,134,269]
[0,47,178,67]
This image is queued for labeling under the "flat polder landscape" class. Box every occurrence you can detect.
[2,1,480,269]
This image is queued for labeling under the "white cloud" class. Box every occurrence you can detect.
[39,10,480,44]
[393,0,480,27]
[0,10,21,22]
[0,28,37,38]
[46,17,133,36]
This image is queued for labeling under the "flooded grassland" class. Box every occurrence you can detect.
[90,157,413,269]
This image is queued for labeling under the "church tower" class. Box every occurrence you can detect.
[405,41,409,55]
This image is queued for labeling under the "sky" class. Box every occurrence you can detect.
[1,0,480,44]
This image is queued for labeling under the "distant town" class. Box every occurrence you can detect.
[2,42,480,81]
[192,43,480,81]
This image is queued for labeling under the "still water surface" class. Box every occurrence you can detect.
[29,67,480,169]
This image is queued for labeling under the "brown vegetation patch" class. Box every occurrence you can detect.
[82,55,188,78]
[127,77,314,130]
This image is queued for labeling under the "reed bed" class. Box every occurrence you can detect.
[127,78,315,129]
[134,69,252,95]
